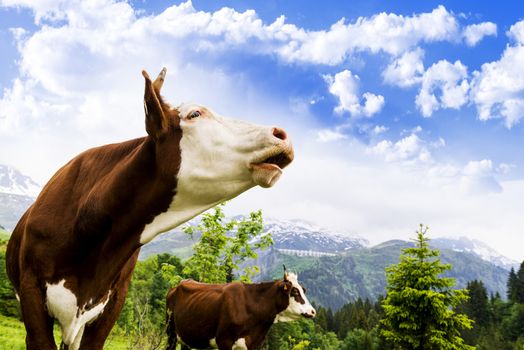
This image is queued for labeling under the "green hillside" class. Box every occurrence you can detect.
[261,241,510,310]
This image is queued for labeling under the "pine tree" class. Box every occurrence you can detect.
[516,261,524,304]
[380,224,474,350]
[507,267,518,302]
[458,280,490,345]
[465,280,489,328]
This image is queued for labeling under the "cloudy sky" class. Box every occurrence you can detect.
[1,0,524,260]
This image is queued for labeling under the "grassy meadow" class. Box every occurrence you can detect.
[0,314,130,350]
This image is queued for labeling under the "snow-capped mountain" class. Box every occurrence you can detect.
[432,236,519,271]
[263,218,368,253]
[0,164,41,197]
[140,217,367,259]
[0,164,41,231]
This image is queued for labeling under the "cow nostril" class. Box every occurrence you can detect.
[272,127,287,141]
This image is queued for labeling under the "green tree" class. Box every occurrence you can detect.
[117,253,184,349]
[342,328,380,350]
[380,224,474,350]
[516,261,524,304]
[465,280,489,328]
[182,203,272,283]
[458,280,490,345]
[507,268,518,302]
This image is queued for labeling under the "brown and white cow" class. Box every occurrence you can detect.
[5,68,293,350]
[166,272,315,350]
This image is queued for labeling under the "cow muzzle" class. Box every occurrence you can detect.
[301,308,316,319]
[251,127,294,188]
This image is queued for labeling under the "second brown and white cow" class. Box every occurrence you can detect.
[166,272,316,350]
[6,68,293,350]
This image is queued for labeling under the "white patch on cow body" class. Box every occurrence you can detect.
[45,280,110,350]
[140,103,275,244]
[232,338,248,350]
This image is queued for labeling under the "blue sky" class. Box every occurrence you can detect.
[1,1,524,260]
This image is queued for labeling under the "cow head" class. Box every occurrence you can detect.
[275,271,316,322]
[142,67,293,206]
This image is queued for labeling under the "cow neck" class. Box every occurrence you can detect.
[71,135,180,302]
[245,281,289,323]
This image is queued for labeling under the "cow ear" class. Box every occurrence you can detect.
[142,68,169,140]
[281,281,292,294]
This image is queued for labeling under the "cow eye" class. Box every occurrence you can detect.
[188,111,201,119]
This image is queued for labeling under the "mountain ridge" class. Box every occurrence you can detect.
[0,164,41,197]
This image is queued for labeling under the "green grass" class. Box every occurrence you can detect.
[0,229,9,242]
[0,314,129,349]
[0,314,28,350]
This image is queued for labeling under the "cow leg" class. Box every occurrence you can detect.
[19,273,57,350]
[79,297,124,349]
[165,314,178,350]
[77,251,138,350]
[77,286,127,349]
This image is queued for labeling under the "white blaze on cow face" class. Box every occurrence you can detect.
[275,272,316,323]
[140,103,293,244]
[177,103,293,192]
[45,280,111,350]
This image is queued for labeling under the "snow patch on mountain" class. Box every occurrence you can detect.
[0,164,41,197]
[432,236,519,271]
[262,218,368,253]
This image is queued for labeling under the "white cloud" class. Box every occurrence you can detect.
[368,133,431,163]
[0,1,494,67]
[470,20,524,128]
[383,48,425,87]
[373,125,388,135]
[0,0,70,24]
[507,19,524,45]
[463,159,494,176]
[497,163,514,174]
[278,5,462,64]
[415,60,469,117]
[460,159,502,194]
[362,92,385,117]
[316,129,348,143]
[462,22,497,46]
[324,70,384,117]
[366,134,504,199]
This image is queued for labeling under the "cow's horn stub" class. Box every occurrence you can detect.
[153,67,167,91]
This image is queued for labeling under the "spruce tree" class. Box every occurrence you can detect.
[507,268,518,302]
[516,261,524,304]
[381,224,474,350]
[464,280,489,328]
